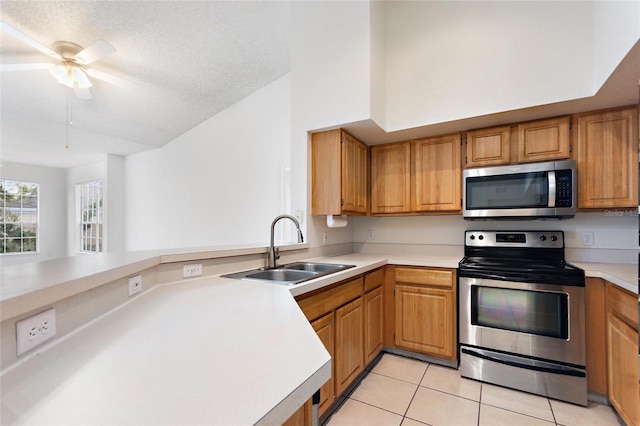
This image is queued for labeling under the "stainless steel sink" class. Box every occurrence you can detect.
[245,269,318,282]
[282,262,353,273]
[221,262,355,285]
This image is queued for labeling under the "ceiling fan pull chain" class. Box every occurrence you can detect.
[66,91,72,150]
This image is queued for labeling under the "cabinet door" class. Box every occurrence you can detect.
[311,129,342,215]
[335,297,364,396]
[411,134,461,212]
[364,286,384,365]
[606,283,640,426]
[607,313,640,426]
[585,278,607,394]
[466,125,511,167]
[395,285,455,359]
[341,131,368,214]
[311,312,335,417]
[575,107,638,208]
[371,142,411,214]
[517,116,570,163]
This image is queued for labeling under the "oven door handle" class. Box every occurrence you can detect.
[461,347,585,377]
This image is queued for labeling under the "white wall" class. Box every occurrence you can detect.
[382,1,637,132]
[124,73,292,251]
[0,162,67,266]
[290,1,373,249]
[592,0,640,89]
[352,212,637,263]
[105,155,125,252]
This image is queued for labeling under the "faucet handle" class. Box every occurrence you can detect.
[274,246,280,260]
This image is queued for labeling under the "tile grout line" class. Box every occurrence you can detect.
[399,362,430,424]
[477,382,482,426]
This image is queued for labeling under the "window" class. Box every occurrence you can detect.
[79,180,103,252]
[0,180,39,254]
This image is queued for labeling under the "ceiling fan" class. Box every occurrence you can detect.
[0,21,134,99]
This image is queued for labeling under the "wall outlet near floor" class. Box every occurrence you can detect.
[16,308,56,356]
[581,231,594,246]
[128,274,142,296]
[183,264,203,278]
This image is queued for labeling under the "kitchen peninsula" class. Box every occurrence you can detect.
[0,245,636,425]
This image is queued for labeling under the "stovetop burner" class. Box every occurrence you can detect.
[459,230,585,286]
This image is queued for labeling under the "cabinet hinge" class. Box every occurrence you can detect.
[340,135,344,144]
[569,144,572,154]
[341,199,344,206]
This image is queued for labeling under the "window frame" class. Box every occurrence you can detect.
[77,179,104,253]
[0,179,39,255]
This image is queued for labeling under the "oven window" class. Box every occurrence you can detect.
[471,286,569,339]
[466,172,548,210]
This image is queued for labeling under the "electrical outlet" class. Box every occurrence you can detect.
[367,229,375,242]
[183,264,203,278]
[581,231,594,246]
[322,232,328,245]
[16,308,56,356]
[128,275,142,296]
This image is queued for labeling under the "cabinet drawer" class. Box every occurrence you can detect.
[296,277,364,322]
[606,282,638,330]
[364,268,384,293]
[395,266,454,289]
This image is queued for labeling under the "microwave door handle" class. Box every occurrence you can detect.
[548,171,556,207]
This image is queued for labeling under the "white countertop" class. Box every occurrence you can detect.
[1,276,331,425]
[1,250,636,425]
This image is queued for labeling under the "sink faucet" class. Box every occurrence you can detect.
[268,214,304,268]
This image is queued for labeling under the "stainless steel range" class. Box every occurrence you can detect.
[458,230,587,406]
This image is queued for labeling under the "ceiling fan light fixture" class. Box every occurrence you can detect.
[49,64,70,86]
[71,66,92,89]
[49,63,92,89]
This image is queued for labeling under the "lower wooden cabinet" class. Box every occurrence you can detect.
[295,272,383,418]
[605,282,640,426]
[335,297,364,396]
[364,286,384,365]
[585,278,607,395]
[282,400,312,426]
[364,268,384,365]
[393,266,457,361]
[311,312,335,415]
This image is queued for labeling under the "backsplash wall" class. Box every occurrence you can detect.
[351,212,637,263]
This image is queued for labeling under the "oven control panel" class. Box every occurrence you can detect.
[465,231,564,248]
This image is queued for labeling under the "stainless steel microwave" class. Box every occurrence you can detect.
[463,160,576,219]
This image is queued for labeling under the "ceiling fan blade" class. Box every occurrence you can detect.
[0,21,62,61]
[74,40,116,65]
[1,63,53,71]
[74,86,93,100]
[85,68,139,89]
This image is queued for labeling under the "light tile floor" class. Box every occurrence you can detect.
[326,353,623,426]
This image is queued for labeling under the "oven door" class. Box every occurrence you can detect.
[459,276,585,366]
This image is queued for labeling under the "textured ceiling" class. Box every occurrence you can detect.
[0,1,291,168]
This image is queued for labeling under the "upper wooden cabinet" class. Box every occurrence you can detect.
[411,134,461,212]
[312,129,368,216]
[371,134,461,215]
[517,116,570,163]
[371,142,411,214]
[575,107,638,209]
[466,125,511,167]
